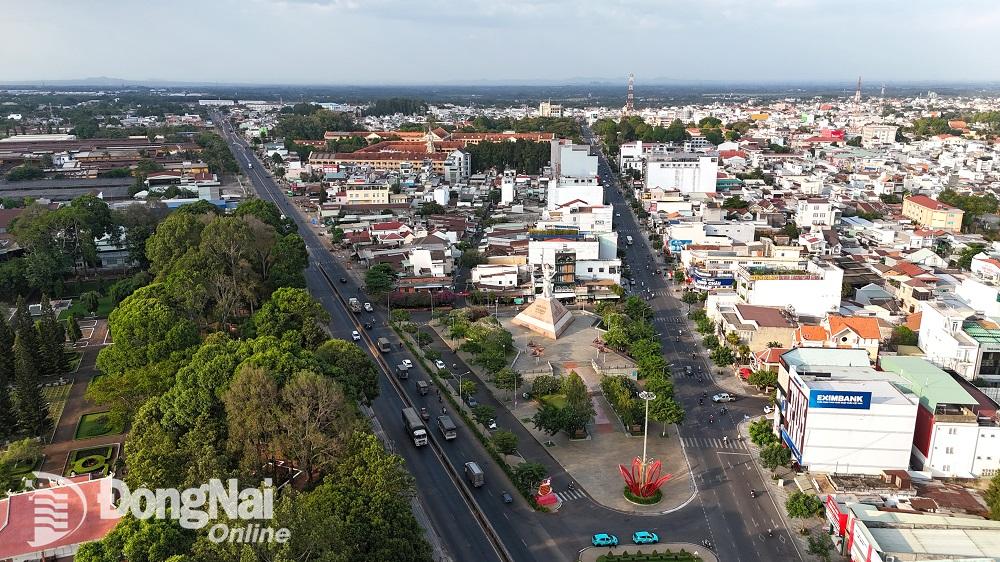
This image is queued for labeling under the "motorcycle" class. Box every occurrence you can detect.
[750,489,757,498]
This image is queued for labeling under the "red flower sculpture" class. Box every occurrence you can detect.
[619,457,672,498]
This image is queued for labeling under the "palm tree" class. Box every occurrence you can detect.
[738,344,751,364]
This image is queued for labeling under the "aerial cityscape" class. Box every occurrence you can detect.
[4,2,1000,562]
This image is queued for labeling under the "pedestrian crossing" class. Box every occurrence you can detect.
[682,436,745,450]
[555,489,586,502]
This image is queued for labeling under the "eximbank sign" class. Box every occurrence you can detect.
[808,390,872,410]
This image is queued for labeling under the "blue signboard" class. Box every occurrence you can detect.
[669,239,693,252]
[808,390,872,410]
[780,427,803,464]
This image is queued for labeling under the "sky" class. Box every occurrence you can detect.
[2,0,1000,85]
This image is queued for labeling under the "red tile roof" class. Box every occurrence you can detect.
[828,314,881,340]
[905,195,958,212]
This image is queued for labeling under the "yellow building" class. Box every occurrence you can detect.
[344,183,391,205]
[902,195,964,233]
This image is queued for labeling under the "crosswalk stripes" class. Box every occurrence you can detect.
[555,489,586,502]
[681,436,744,450]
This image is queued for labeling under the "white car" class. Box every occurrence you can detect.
[351,330,361,341]
[402,359,414,369]
[763,405,774,414]
[712,393,736,403]
[434,359,447,370]
[363,302,374,312]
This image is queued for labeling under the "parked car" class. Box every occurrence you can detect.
[592,533,619,547]
[487,419,497,430]
[434,359,447,370]
[402,359,413,369]
[351,330,361,341]
[712,393,737,403]
[632,531,659,545]
[763,404,774,414]
[467,396,479,408]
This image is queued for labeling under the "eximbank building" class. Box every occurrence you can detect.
[781,377,919,475]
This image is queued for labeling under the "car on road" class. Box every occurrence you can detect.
[763,404,774,414]
[363,322,372,330]
[363,302,374,312]
[434,359,447,370]
[712,393,737,403]
[339,277,347,283]
[402,359,413,369]
[501,490,513,504]
[632,531,659,545]
[419,407,430,421]
[467,396,479,408]
[592,533,619,547]
[351,330,361,341]
[487,418,497,430]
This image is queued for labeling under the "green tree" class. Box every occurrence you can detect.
[12,333,51,437]
[531,403,566,436]
[365,263,396,295]
[75,515,196,562]
[749,418,777,446]
[471,405,496,426]
[985,471,1000,520]
[531,374,561,396]
[891,326,919,347]
[222,365,280,477]
[492,429,518,455]
[512,461,547,492]
[493,367,523,392]
[562,371,595,435]
[0,315,16,439]
[807,530,834,562]
[710,346,735,367]
[957,243,986,270]
[415,330,433,347]
[36,296,68,375]
[252,287,329,347]
[460,379,478,397]
[314,338,380,403]
[390,309,411,324]
[648,394,685,437]
[761,442,791,470]
[786,491,823,518]
[681,291,700,310]
[0,438,43,488]
[80,290,101,314]
[748,370,778,390]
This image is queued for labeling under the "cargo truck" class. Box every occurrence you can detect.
[348,298,361,312]
[402,408,428,447]
[396,364,410,379]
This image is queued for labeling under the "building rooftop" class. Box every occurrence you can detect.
[964,317,1000,345]
[906,194,959,212]
[878,356,977,410]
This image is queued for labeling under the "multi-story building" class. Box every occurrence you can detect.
[902,195,964,233]
[880,356,1000,478]
[538,101,564,117]
[644,152,719,194]
[734,260,844,317]
[716,304,798,351]
[795,198,841,228]
[860,124,899,148]
[344,183,391,206]
[527,228,621,301]
[775,348,919,475]
[681,238,805,291]
[546,176,603,210]
[550,140,598,178]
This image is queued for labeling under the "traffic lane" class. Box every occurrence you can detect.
[365,321,568,562]
[224,131,511,562]
[369,369,503,562]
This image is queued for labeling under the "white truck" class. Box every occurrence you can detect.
[402,408,428,447]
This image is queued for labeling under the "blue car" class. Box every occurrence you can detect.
[632,531,659,545]
[592,533,619,547]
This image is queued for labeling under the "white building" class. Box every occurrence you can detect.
[471,264,520,289]
[734,260,844,317]
[443,150,471,184]
[917,296,979,380]
[551,140,598,178]
[860,125,898,148]
[644,152,719,194]
[500,169,516,205]
[795,198,841,228]
[527,232,621,300]
[546,176,603,210]
[538,101,564,118]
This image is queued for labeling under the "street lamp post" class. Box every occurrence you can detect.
[638,391,656,484]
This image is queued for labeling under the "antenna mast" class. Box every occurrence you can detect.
[623,73,635,116]
[854,76,862,105]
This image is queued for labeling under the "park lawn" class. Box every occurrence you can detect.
[64,445,115,477]
[58,294,115,320]
[539,394,567,409]
[75,411,125,440]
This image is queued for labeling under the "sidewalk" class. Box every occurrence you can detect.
[427,317,695,515]
[737,417,823,561]
[578,543,718,562]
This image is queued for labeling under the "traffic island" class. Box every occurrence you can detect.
[578,543,717,562]
[623,487,662,506]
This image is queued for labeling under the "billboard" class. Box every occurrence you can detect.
[808,390,872,410]
[668,239,693,252]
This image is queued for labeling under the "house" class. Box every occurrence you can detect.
[717,304,797,352]
[793,314,881,361]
